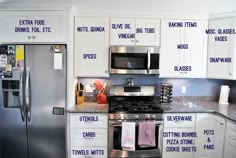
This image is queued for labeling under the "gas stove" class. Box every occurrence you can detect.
[108,85,163,120]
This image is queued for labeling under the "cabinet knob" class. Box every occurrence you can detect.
[229,73,232,76]
[32,36,36,39]
[131,40,135,42]
[136,40,139,43]
[220,123,224,125]
[28,36,31,39]
[105,70,108,73]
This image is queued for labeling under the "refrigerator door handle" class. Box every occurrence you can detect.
[19,67,25,122]
[25,67,31,122]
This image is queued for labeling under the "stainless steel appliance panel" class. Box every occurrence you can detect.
[25,45,66,158]
[0,71,28,158]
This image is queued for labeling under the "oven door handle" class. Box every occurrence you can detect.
[147,49,151,74]
[110,121,163,127]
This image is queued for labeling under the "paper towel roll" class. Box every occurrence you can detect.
[219,85,230,105]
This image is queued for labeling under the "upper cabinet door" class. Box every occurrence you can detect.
[110,18,136,45]
[160,19,184,78]
[184,21,208,78]
[160,19,207,78]
[31,11,66,43]
[74,17,109,77]
[2,11,66,43]
[3,12,32,42]
[207,18,235,79]
[135,18,160,46]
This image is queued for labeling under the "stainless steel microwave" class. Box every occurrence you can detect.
[110,46,160,75]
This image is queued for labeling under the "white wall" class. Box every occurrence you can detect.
[74,0,236,17]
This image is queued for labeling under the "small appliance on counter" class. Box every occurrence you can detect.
[160,82,173,104]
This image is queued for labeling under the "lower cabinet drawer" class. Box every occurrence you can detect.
[70,114,108,129]
[71,147,107,158]
[71,129,108,147]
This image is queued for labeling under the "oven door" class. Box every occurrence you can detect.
[108,120,163,158]
[110,46,159,75]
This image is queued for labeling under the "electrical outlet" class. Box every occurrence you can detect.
[181,86,186,94]
[85,85,94,93]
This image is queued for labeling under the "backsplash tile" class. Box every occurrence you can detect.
[77,75,232,97]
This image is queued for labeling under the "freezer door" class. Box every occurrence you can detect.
[25,45,66,158]
[0,71,28,158]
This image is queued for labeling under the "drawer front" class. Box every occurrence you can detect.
[71,147,107,158]
[70,114,108,129]
[71,129,107,147]
[164,114,195,128]
[226,121,236,141]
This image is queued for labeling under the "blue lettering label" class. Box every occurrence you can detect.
[205,29,216,34]
[112,24,123,29]
[34,20,45,25]
[91,150,104,155]
[184,22,197,27]
[90,26,105,32]
[218,29,236,34]
[83,132,96,138]
[77,27,89,32]
[118,33,135,39]
[210,57,231,63]
[167,116,193,121]
[177,44,188,49]
[15,27,30,32]
[174,66,192,72]
[214,36,227,41]
[169,22,183,27]
[79,116,99,122]
[83,54,97,59]
[72,150,89,155]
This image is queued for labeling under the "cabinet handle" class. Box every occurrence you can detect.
[28,36,31,39]
[131,40,135,43]
[32,36,36,39]
[220,123,224,125]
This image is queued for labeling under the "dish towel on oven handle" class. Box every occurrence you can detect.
[121,122,136,151]
[138,121,156,147]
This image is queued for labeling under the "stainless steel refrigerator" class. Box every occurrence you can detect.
[0,45,66,158]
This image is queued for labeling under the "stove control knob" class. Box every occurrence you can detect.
[124,115,128,119]
[117,115,121,119]
[135,115,139,119]
[152,115,156,119]
[146,114,151,119]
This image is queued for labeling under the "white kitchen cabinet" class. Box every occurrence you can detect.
[207,17,236,80]
[2,11,66,43]
[74,17,109,77]
[110,18,160,46]
[163,128,195,158]
[224,121,236,158]
[160,19,208,78]
[194,114,225,158]
[224,137,236,158]
[163,114,196,158]
[69,113,108,158]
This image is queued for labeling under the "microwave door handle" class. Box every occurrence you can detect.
[147,49,151,73]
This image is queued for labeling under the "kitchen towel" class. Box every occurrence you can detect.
[121,122,136,151]
[138,121,156,147]
[219,85,230,105]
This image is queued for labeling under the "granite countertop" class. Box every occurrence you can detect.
[67,102,108,113]
[163,97,236,122]
[67,97,236,122]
